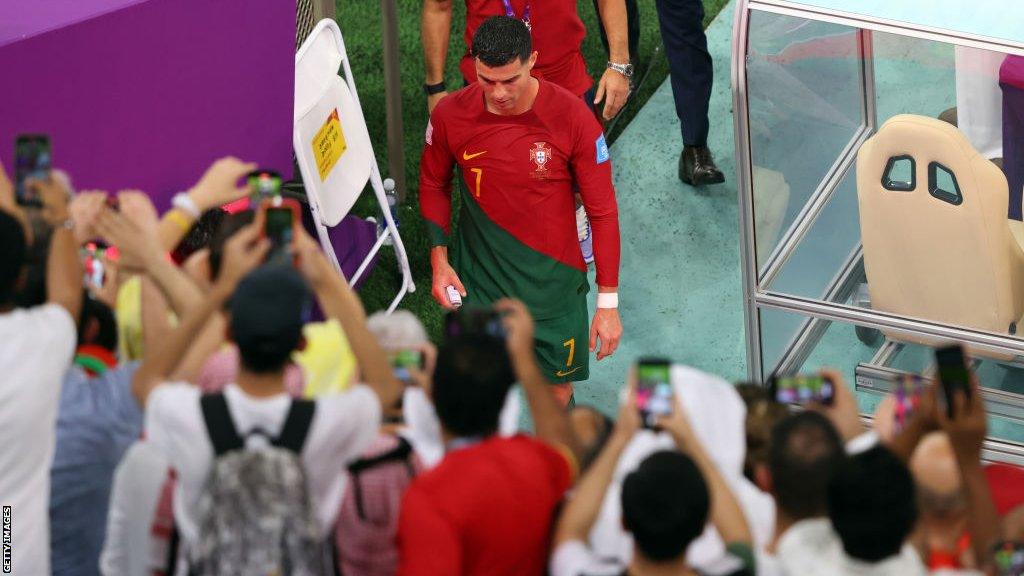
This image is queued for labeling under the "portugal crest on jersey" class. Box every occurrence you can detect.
[530,142,552,177]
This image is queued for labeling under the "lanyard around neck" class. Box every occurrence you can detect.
[500,0,531,30]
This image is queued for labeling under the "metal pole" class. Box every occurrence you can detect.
[316,0,335,20]
[381,0,407,201]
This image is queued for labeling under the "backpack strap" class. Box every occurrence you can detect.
[347,436,414,474]
[347,437,417,521]
[272,398,316,453]
[200,393,244,456]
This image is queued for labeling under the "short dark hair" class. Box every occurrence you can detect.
[471,16,532,68]
[78,293,118,351]
[432,335,515,438]
[0,211,27,305]
[828,446,918,563]
[768,411,844,519]
[622,451,709,562]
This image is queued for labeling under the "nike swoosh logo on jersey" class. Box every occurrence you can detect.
[463,150,487,160]
[555,366,584,378]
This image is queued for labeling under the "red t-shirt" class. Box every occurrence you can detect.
[420,81,620,315]
[395,435,574,576]
[460,0,591,97]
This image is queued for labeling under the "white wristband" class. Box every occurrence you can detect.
[596,292,618,309]
[171,192,201,219]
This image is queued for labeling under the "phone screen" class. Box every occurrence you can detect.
[992,541,1024,576]
[15,135,51,205]
[265,207,294,251]
[636,358,673,428]
[390,349,425,382]
[248,170,282,200]
[935,345,970,418]
[82,244,105,290]
[772,375,835,405]
[444,309,506,340]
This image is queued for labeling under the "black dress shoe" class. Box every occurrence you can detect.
[679,145,726,186]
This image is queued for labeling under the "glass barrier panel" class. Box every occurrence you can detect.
[746,11,864,269]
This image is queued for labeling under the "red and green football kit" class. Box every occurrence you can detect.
[420,80,620,383]
[459,0,591,98]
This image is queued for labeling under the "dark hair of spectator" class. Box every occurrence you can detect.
[237,334,300,374]
[828,446,918,562]
[432,335,515,438]
[769,411,844,519]
[171,207,226,265]
[0,211,28,306]
[471,16,532,69]
[78,293,118,351]
[621,451,709,562]
[744,397,789,482]
[209,211,255,281]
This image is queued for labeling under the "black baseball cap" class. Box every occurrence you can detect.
[229,264,312,361]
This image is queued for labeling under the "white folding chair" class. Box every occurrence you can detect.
[293,18,415,313]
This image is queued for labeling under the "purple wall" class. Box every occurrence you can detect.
[0,0,296,210]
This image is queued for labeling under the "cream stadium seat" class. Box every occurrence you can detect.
[856,114,1024,355]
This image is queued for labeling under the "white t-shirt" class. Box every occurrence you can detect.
[145,382,382,547]
[0,304,76,575]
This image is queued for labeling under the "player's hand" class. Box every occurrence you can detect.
[590,306,622,360]
[430,259,467,310]
[427,91,449,115]
[594,68,630,121]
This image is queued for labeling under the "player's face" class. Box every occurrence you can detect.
[476,52,538,114]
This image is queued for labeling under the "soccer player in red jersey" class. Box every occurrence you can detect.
[420,16,622,404]
[422,0,632,122]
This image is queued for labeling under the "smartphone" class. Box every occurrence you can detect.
[636,357,673,428]
[247,170,282,201]
[935,344,971,418]
[14,134,52,206]
[992,541,1024,576]
[390,349,425,382]
[260,197,300,262]
[893,375,926,433]
[770,374,835,405]
[444,308,506,340]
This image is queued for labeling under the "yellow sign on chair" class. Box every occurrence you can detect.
[312,108,346,181]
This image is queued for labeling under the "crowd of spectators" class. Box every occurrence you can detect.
[2,157,1024,576]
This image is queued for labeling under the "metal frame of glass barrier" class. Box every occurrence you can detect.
[732,0,1024,460]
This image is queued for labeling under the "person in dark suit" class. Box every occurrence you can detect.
[595,0,725,186]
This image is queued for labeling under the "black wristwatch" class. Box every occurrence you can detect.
[423,81,447,96]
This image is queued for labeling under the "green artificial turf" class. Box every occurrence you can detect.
[334,0,730,340]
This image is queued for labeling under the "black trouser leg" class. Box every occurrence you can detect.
[654,0,712,147]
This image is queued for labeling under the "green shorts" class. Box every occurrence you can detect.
[532,294,590,384]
